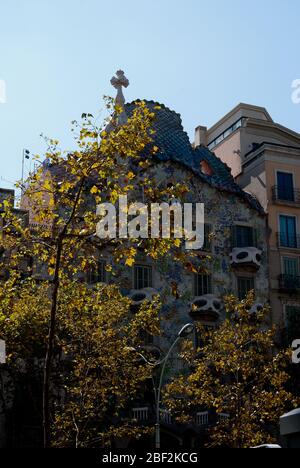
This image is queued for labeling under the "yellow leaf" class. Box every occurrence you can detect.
[90,185,99,195]
[127,172,135,180]
[43,180,52,191]
[125,258,135,267]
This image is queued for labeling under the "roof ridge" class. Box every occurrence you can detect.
[126,99,184,125]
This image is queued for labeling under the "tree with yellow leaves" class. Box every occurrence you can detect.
[0,274,161,447]
[0,98,192,447]
[165,293,299,448]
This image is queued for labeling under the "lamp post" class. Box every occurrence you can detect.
[21,149,30,190]
[129,323,195,449]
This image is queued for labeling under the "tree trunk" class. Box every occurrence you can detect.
[42,178,85,448]
[43,236,63,448]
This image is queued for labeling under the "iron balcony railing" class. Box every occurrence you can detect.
[195,411,209,427]
[277,233,300,249]
[132,407,149,422]
[279,274,300,290]
[130,407,229,429]
[160,409,173,425]
[272,186,300,205]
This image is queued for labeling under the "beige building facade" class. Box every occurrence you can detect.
[195,104,300,341]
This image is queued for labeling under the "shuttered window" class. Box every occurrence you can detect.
[237,277,255,300]
[283,257,299,277]
[87,261,106,284]
[134,265,153,290]
[194,274,212,296]
[232,226,257,248]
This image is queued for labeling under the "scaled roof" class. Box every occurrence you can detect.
[125,100,264,214]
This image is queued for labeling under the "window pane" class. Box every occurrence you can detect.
[286,306,300,342]
[87,261,106,284]
[97,261,106,283]
[238,277,254,300]
[280,216,297,248]
[202,224,212,251]
[283,257,299,276]
[134,265,153,290]
[233,226,256,248]
[138,267,143,289]
[195,274,212,296]
[277,172,294,201]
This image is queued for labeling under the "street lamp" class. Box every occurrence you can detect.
[177,323,195,338]
[21,149,30,188]
[128,322,195,449]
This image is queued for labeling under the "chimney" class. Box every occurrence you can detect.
[195,125,208,148]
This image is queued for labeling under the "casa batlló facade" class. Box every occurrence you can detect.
[0,80,269,447]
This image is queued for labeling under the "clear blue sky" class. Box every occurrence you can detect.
[1,0,300,191]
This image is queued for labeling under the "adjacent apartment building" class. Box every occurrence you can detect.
[195,103,300,342]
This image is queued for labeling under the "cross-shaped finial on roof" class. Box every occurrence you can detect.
[110,70,129,107]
